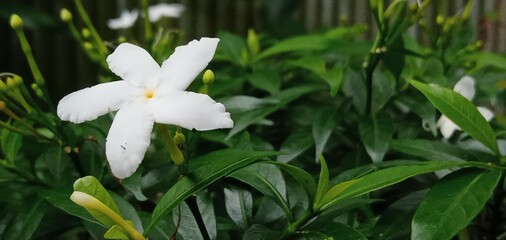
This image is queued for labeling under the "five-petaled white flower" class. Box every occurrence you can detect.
[57,38,233,179]
[437,75,494,139]
[107,3,184,29]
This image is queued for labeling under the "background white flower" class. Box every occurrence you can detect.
[437,75,494,139]
[107,3,185,29]
[107,10,139,30]
[57,38,233,179]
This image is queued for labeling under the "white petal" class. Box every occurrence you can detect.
[107,10,139,29]
[437,115,460,139]
[453,75,475,100]
[107,43,161,88]
[57,81,139,124]
[148,3,184,22]
[106,101,154,179]
[477,106,494,121]
[148,91,233,130]
[159,38,219,92]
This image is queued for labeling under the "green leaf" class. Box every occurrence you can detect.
[390,139,473,161]
[216,31,247,64]
[122,171,148,201]
[314,155,329,208]
[410,80,499,155]
[371,71,396,113]
[42,146,71,182]
[412,169,501,240]
[382,36,405,80]
[1,130,22,163]
[271,162,317,204]
[229,163,291,220]
[173,193,216,240]
[110,192,143,233]
[73,176,121,227]
[2,197,46,240]
[288,56,326,74]
[247,70,281,95]
[396,94,437,136]
[302,222,367,240]
[104,225,129,240]
[277,127,314,163]
[224,187,253,230]
[375,190,427,240]
[257,35,328,60]
[319,160,491,210]
[39,189,101,226]
[359,112,394,163]
[146,149,278,234]
[319,66,344,97]
[243,224,282,240]
[312,107,339,160]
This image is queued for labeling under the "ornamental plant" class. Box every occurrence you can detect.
[1,0,506,240]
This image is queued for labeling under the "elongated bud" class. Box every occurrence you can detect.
[6,76,21,88]
[247,29,260,56]
[202,69,215,85]
[60,8,73,22]
[10,14,23,29]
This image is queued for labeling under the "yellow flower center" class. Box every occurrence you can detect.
[144,90,155,100]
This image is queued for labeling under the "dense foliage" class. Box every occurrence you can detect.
[1,0,506,239]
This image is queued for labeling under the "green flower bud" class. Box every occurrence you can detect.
[10,14,23,29]
[81,28,91,38]
[83,42,93,50]
[117,36,127,43]
[436,15,444,25]
[247,29,260,56]
[173,132,186,145]
[202,69,215,85]
[60,8,73,22]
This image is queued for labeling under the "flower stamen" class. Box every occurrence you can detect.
[144,90,155,100]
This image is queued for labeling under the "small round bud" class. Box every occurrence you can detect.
[117,36,127,43]
[173,132,186,145]
[10,14,23,29]
[0,101,6,111]
[83,42,93,50]
[6,77,19,88]
[202,69,215,85]
[436,15,444,25]
[60,8,73,22]
[409,2,418,12]
[64,146,72,154]
[81,28,91,38]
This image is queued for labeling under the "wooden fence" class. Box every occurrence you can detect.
[1,0,506,99]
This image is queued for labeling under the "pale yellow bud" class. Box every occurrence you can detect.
[202,69,215,85]
[10,14,23,29]
[60,8,73,22]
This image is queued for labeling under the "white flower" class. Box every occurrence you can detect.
[437,75,494,139]
[57,38,234,179]
[148,3,185,22]
[107,10,139,29]
[107,3,184,30]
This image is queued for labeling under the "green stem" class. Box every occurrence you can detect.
[282,208,315,239]
[73,0,109,56]
[364,34,383,115]
[140,0,153,46]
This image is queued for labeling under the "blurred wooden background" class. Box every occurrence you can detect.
[1,0,505,100]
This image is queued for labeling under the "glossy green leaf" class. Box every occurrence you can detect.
[412,169,501,240]
[122,171,148,201]
[359,112,394,163]
[2,197,46,240]
[411,80,499,155]
[257,35,328,59]
[271,161,317,204]
[303,222,367,240]
[277,127,314,163]
[104,225,129,240]
[42,146,71,182]
[391,139,473,161]
[224,187,253,230]
[314,155,329,208]
[371,71,396,113]
[146,149,278,233]
[247,70,281,95]
[319,66,344,97]
[173,193,216,240]
[396,94,437,136]
[382,36,405,80]
[229,163,291,220]
[289,56,326,74]
[73,176,121,227]
[375,190,427,240]
[313,107,339,161]
[243,224,282,240]
[1,130,22,164]
[39,189,101,226]
[216,31,247,64]
[319,160,491,210]
[110,192,143,233]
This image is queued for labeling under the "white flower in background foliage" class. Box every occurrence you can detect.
[437,75,494,139]
[57,38,233,179]
[107,10,139,29]
[107,3,184,29]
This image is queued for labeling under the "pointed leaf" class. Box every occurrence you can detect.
[319,66,344,97]
[411,80,499,155]
[257,35,328,60]
[1,130,22,163]
[277,128,314,163]
[146,149,278,234]
[2,197,46,240]
[390,139,473,161]
[104,225,129,240]
[122,171,148,201]
[271,161,317,204]
[314,155,329,208]
[359,112,394,163]
[224,187,253,230]
[303,222,367,240]
[412,169,501,240]
[313,107,339,161]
